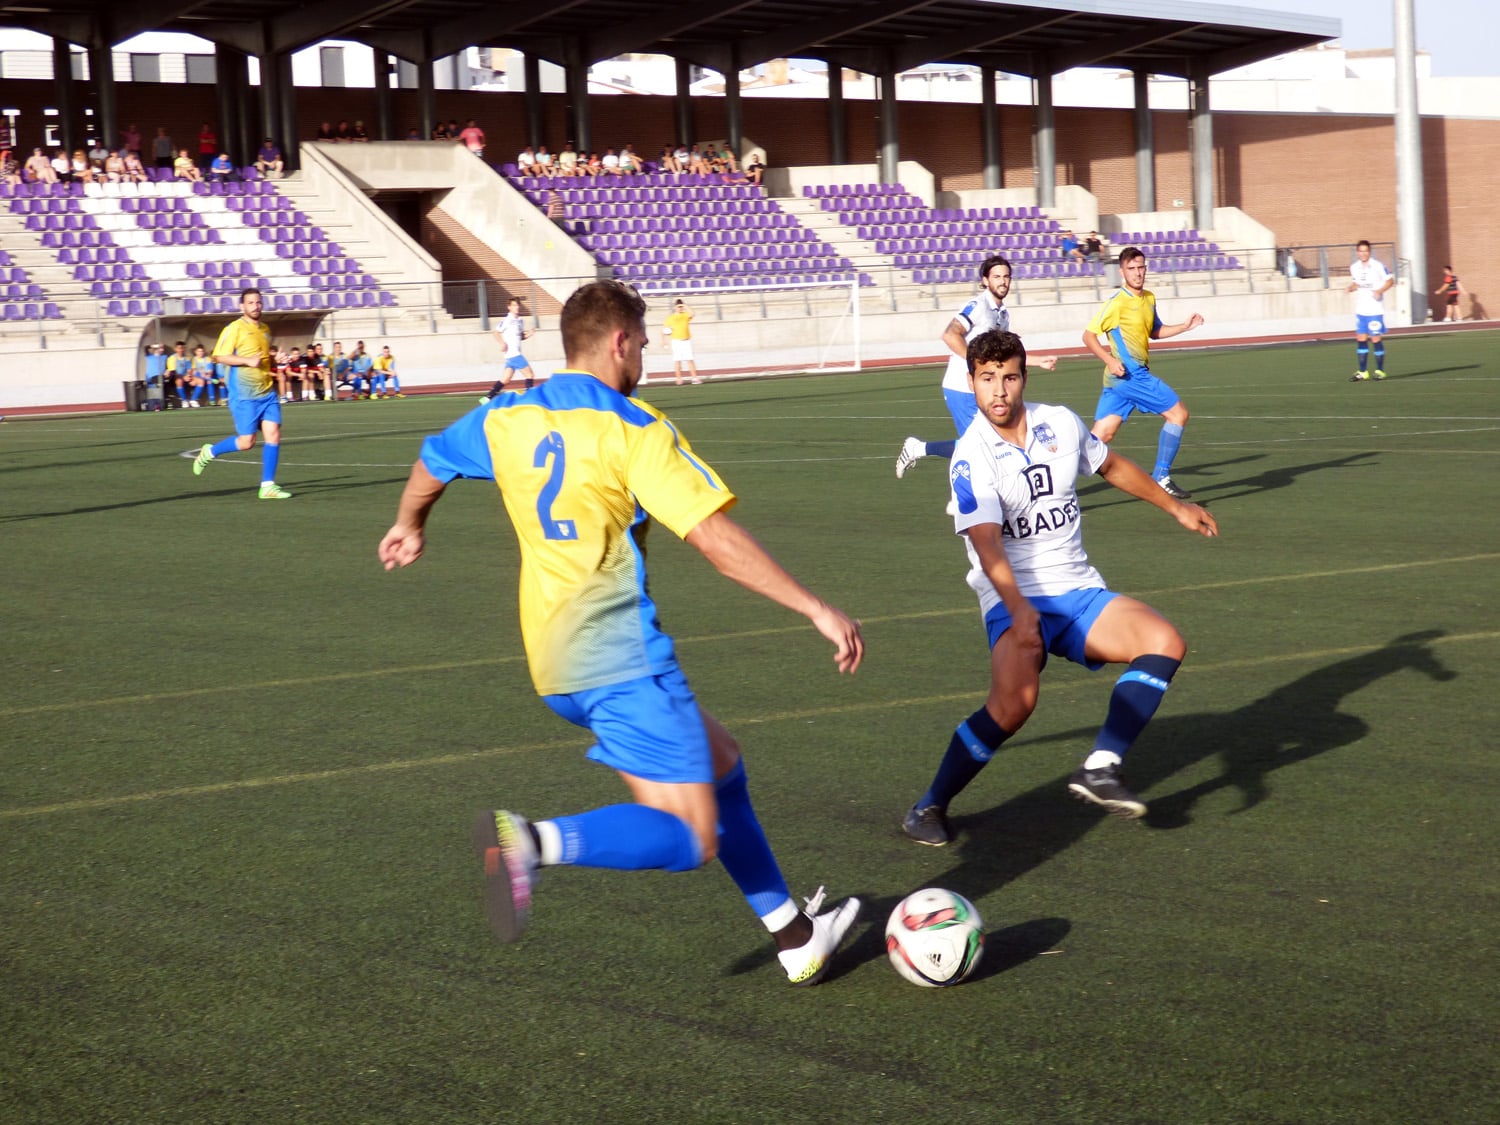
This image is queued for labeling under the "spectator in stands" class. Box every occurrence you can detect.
[663,299,702,384]
[351,121,369,143]
[447,120,461,142]
[197,122,218,172]
[518,145,537,173]
[174,148,201,182]
[88,139,109,167]
[557,142,579,177]
[25,148,57,184]
[431,121,451,140]
[70,149,93,183]
[1083,232,1106,262]
[335,120,353,142]
[584,151,602,177]
[0,149,20,186]
[702,144,730,174]
[255,138,284,179]
[143,343,168,411]
[619,144,641,174]
[602,147,621,175]
[103,149,125,181]
[1434,266,1466,322]
[122,149,146,182]
[405,127,422,141]
[209,152,235,183]
[152,127,175,170]
[373,346,403,397]
[743,150,766,186]
[459,119,486,158]
[658,145,680,174]
[673,142,691,172]
[50,149,70,182]
[688,146,710,175]
[536,146,555,176]
[120,123,141,156]
[1060,230,1086,263]
[318,121,337,142]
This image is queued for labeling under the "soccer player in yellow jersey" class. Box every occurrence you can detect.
[1083,247,1203,500]
[192,288,292,499]
[662,298,701,384]
[380,281,866,985]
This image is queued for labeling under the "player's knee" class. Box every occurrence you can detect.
[1167,403,1189,426]
[235,434,254,451]
[1154,628,1188,662]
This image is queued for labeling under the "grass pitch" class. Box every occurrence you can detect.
[2,331,1497,1124]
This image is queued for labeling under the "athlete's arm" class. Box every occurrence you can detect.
[1152,313,1204,341]
[966,522,1042,655]
[941,318,970,360]
[684,509,864,673]
[379,459,448,569]
[1096,450,1218,538]
[1082,329,1125,377]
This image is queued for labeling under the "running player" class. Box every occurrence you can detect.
[1348,240,1394,381]
[895,255,1056,479]
[379,280,864,985]
[192,288,292,500]
[901,329,1218,845]
[480,298,536,400]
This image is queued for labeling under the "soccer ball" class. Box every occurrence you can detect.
[885,888,985,987]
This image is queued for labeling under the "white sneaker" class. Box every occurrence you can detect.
[478,396,490,404]
[778,887,862,986]
[895,436,925,479]
[472,809,538,944]
[280,395,291,403]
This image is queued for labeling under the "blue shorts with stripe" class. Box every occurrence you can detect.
[1355,314,1386,337]
[984,587,1119,670]
[229,391,281,437]
[1093,369,1179,423]
[542,664,713,784]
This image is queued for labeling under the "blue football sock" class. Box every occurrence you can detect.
[713,759,792,919]
[372,374,385,395]
[925,439,957,459]
[549,804,702,872]
[261,442,279,482]
[1093,654,1181,757]
[191,383,204,401]
[1373,342,1385,369]
[1153,422,1184,479]
[209,436,240,458]
[920,706,1010,811]
[1357,343,1370,372]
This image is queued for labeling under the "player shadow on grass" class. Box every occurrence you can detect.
[1076,452,1265,505]
[1374,363,1483,381]
[1082,451,1379,509]
[0,485,253,521]
[918,630,1455,912]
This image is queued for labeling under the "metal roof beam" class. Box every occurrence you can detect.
[1202,31,1323,76]
[739,0,940,70]
[889,8,1072,72]
[425,0,592,61]
[588,0,764,62]
[1046,21,1202,73]
[263,0,425,55]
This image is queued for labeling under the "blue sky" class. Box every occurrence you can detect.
[1250,0,1497,77]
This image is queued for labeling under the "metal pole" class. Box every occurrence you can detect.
[877,64,898,186]
[980,66,999,190]
[674,57,694,145]
[1393,0,1427,324]
[826,59,846,164]
[1133,69,1155,212]
[1189,63,1214,235]
[524,53,544,148]
[53,37,78,156]
[1033,71,1055,210]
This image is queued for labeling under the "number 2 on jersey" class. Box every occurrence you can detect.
[533,432,578,540]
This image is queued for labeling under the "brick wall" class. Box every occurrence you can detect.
[3,76,1495,316]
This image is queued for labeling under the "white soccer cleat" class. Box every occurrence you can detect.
[895,436,926,479]
[778,887,862,986]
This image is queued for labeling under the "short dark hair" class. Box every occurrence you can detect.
[1356,239,1372,250]
[1118,246,1145,267]
[560,280,647,357]
[967,328,1027,377]
[239,287,261,303]
[979,255,1012,283]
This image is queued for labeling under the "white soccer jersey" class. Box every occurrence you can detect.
[950,402,1110,607]
[1350,257,1392,316]
[940,294,1010,392]
[497,312,524,356]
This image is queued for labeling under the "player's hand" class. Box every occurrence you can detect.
[1175,502,1218,538]
[1035,354,1058,372]
[379,525,426,569]
[1186,313,1205,330]
[810,603,864,674]
[1105,357,1127,378]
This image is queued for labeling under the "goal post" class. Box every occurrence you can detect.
[637,274,862,379]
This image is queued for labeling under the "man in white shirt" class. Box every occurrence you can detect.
[895,255,1056,479]
[1347,239,1394,382]
[480,297,536,400]
[900,329,1218,845]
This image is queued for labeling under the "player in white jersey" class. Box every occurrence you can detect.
[480,297,537,401]
[900,330,1219,843]
[895,256,1056,479]
[1347,240,1394,382]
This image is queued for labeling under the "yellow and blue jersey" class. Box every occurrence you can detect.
[1086,288,1162,384]
[211,317,275,398]
[419,372,735,696]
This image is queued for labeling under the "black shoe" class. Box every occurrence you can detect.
[902,803,953,846]
[1154,475,1192,501]
[1067,765,1147,819]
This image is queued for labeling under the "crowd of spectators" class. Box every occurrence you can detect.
[514,139,766,185]
[3,120,285,187]
[141,339,405,408]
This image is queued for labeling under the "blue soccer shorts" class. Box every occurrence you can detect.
[504,355,531,371]
[944,388,978,435]
[984,587,1119,670]
[543,664,713,784]
[229,391,282,437]
[1093,369,1180,423]
[1355,314,1386,337]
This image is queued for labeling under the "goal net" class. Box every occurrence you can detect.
[637,275,862,380]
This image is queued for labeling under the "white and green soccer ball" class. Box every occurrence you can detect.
[885,888,985,987]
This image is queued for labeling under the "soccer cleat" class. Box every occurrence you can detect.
[478,396,491,404]
[1155,475,1192,500]
[902,803,953,846]
[778,887,862,986]
[1373,369,1386,381]
[1067,764,1147,819]
[472,809,538,944]
[895,436,926,479]
[690,377,703,385]
[192,443,213,476]
[257,483,293,500]
[1350,372,1369,382]
[393,392,406,398]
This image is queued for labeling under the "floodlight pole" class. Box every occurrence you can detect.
[1393,0,1427,323]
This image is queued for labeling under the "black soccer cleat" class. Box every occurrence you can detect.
[1067,765,1147,819]
[902,802,954,846]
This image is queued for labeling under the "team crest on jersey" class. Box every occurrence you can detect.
[951,460,978,515]
[1032,422,1058,452]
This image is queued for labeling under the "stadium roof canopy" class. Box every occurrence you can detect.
[13,0,1339,81]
